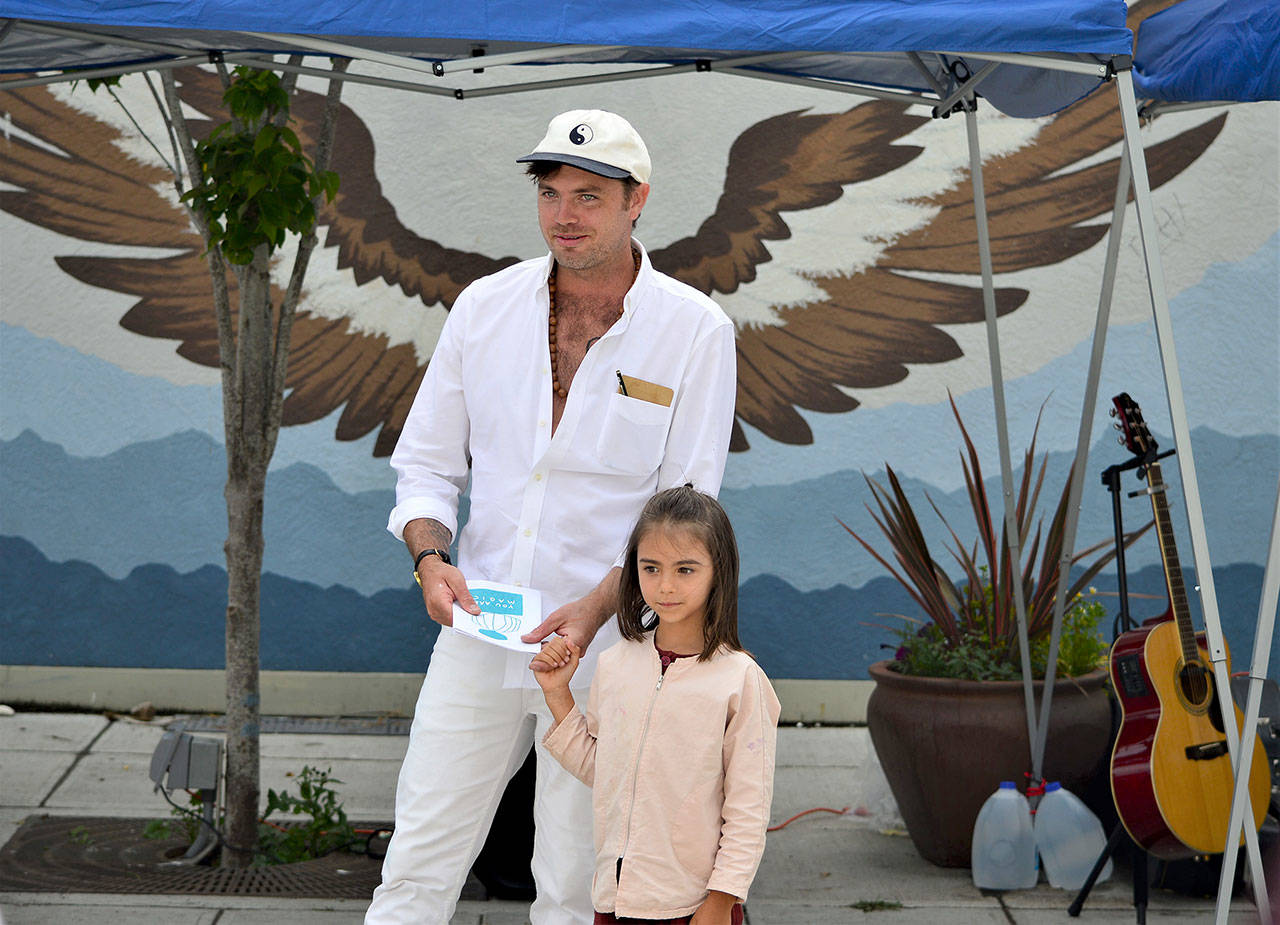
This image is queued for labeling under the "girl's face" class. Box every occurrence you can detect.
[636,524,714,636]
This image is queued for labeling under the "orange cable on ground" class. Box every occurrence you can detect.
[767,806,849,831]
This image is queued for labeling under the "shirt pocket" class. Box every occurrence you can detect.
[670,784,720,880]
[595,391,673,476]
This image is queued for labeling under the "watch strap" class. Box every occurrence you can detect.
[413,548,451,586]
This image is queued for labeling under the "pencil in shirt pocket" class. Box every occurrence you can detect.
[616,373,673,407]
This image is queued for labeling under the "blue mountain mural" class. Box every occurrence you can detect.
[2,535,1264,678]
[721,429,1277,593]
[0,429,402,595]
[4,427,1273,599]
[0,535,436,672]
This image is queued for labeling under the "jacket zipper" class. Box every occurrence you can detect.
[617,663,665,885]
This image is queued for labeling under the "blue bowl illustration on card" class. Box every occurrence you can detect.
[472,589,524,640]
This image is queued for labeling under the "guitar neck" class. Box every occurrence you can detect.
[1144,460,1199,665]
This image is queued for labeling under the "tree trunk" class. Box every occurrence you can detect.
[156,62,347,867]
[222,246,274,866]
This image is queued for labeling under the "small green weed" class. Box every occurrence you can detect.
[257,765,356,864]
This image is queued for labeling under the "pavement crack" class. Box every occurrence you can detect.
[995,894,1017,923]
[37,717,115,808]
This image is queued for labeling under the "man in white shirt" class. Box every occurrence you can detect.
[365,110,738,925]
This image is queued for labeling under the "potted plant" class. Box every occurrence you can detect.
[843,396,1148,868]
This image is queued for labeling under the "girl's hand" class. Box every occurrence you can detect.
[688,891,737,925]
[530,638,580,691]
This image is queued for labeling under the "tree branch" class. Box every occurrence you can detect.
[275,54,303,123]
[145,71,185,194]
[265,56,349,456]
[161,69,240,429]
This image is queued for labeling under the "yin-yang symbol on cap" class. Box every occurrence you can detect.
[569,123,593,145]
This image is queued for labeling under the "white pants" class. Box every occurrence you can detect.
[365,628,595,925]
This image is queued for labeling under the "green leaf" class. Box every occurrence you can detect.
[254,124,277,156]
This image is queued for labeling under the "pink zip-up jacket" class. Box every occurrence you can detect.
[542,633,780,920]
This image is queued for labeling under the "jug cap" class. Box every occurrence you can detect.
[1045,781,1062,792]
[998,781,1017,789]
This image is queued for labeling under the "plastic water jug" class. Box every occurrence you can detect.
[1034,781,1112,889]
[971,781,1038,890]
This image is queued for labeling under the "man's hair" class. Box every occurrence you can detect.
[616,485,743,660]
[524,161,642,224]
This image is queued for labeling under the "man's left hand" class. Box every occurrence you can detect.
[521,596,604,652]
[521,565,620,652]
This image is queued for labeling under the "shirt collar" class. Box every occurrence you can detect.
[540,238,650,320]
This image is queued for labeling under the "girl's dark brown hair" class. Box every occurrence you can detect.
[616,485,742,660]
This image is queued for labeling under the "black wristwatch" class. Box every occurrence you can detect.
[413,547,451,586]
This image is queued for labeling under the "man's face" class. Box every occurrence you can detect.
[536,164,648,274]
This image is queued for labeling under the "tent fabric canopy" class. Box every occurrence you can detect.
[1133,0,1280,102]
[0,0,1135,117]
[0,0,1135,52]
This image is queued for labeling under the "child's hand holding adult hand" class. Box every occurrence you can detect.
[530,637,580,691]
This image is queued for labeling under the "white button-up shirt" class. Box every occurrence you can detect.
[389,241,737,687]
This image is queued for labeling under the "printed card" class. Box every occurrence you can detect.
[451,581,543,653]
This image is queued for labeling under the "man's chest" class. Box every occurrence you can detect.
[459,310,684,475]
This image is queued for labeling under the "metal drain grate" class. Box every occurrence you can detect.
[167,715,412,735]
[0,815,388,897]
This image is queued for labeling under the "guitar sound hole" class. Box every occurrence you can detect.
[1179,662,1210,707]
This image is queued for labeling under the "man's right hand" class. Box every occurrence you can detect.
[416,555,480,626]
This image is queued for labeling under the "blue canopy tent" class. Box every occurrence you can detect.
[0,2,1273,918]
[1135,0,1280,108]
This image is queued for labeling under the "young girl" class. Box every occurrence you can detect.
[531,485,780,925]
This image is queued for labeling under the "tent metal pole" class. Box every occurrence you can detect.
[432,44,624,73]
[1114,68,1269,924]
[244,56,458,97]
[1139,99,1233,120]
[964,100,1039,762]
[933,50,1109,78]
[1031,142,1132,776]
[905,51,948,95]
[461,51,816,99]
[14,20,201,57]
[238,30,450,75]
[461,61,703,98]
[1216,479,1279,925]
[240,32,623,75]
[719,66,936,107]
[0,53,261,90]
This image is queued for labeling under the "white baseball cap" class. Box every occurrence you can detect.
[517,109,651,184]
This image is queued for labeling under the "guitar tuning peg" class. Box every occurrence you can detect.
[1108,407,1117,417]
[1112,421,1122,430]
[1117,436,1125,445]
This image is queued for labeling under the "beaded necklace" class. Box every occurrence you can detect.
[548,247,641,399]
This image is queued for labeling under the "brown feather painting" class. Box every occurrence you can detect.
[1,47,1276,681]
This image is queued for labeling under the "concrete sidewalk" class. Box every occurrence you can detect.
[0,711,1253,924]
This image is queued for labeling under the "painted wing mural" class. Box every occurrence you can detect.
[0,68,1225,456]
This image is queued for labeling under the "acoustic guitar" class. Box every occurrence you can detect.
[1106,393,1269,859]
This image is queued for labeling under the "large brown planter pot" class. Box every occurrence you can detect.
[866,660,1112,868]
